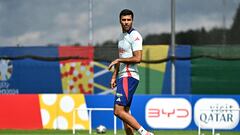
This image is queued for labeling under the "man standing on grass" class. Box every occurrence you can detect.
[108,9,154,135]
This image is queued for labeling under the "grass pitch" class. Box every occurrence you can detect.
[0,129,239,135]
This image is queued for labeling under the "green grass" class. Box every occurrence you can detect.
[0,130,239,135]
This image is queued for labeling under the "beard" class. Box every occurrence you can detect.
[122,24,132,32]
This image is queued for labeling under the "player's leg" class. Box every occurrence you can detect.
[123,107,134,135]
[114,104,140,131]
[114,104,154,135]
[114,77,154,135]
[114,77,140,130]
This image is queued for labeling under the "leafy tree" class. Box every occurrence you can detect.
[96,3,240,46]
[228,4,240,44]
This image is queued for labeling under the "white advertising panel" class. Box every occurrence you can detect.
[145,98,192,129]
[194,98,239,129]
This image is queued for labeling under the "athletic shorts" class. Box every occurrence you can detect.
[114,77,139,107]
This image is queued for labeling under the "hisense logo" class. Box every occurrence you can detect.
[0,60,13,81]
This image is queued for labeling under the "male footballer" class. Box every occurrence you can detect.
[108,9,154,135]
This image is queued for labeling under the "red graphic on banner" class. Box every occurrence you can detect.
[0,95,42,129]
[58,46,94,94]
[58,46,93,64]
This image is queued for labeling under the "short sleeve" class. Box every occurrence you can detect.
[130,31,143,51]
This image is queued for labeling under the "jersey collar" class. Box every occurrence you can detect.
[127,28,135,34]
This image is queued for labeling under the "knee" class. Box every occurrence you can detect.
[114,104,125,118]
[114,109,121,117]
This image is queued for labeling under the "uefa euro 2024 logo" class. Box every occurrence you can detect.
[0,59,13,81]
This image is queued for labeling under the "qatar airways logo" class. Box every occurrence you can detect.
[145,98,192,129]
[194,98,239,129]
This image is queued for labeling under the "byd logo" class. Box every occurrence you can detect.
[145,98,192,129]
[147,108,189,118]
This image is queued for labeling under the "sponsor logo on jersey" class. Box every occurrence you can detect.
[134,37,140,41]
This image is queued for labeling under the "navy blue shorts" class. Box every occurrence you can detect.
[114,77,139,107]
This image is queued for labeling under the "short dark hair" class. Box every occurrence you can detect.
[119,9,134,20]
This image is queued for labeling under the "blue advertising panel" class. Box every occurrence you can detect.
[0,47,62,94]
[0,46,59,57]
[162,45,191,94]
[85,95,240,131]
[84,95,123,129]
[131,95,193,130]
[93,62,112,94]
[192,95,240,131]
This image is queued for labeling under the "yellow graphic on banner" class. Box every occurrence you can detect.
[39,94,89,130]
[60,62,94,94]
[140,45,169,72]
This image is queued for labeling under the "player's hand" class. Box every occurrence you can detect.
[108,59,119,70]
[110,78,117,89]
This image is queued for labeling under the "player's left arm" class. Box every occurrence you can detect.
[110,50,142,65]
[108,50,142,70]
[108,49,142,70]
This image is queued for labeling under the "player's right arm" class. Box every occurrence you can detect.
[110,63,119,89]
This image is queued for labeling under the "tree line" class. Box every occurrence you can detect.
[99,3,240,46]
